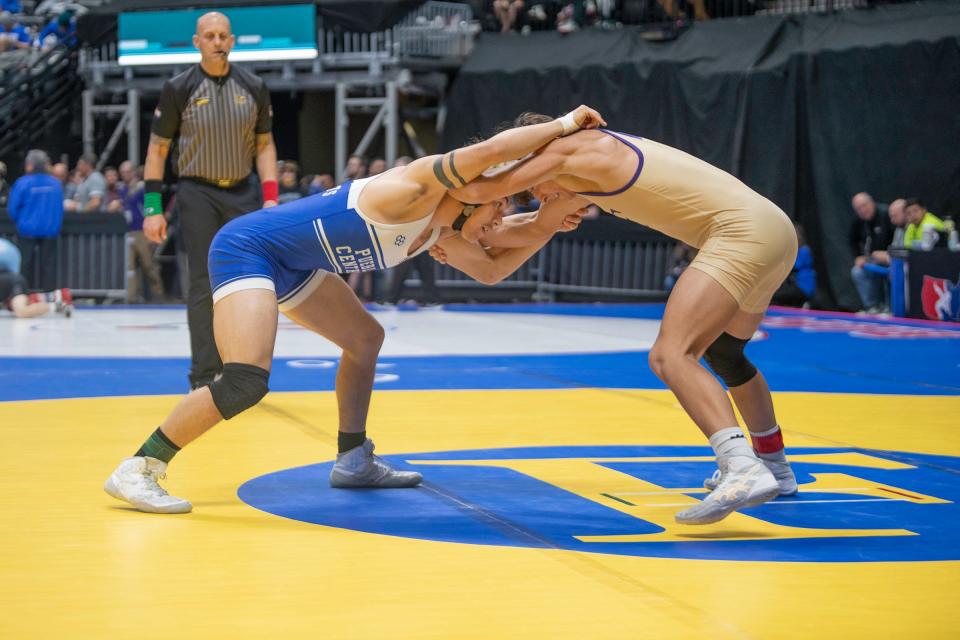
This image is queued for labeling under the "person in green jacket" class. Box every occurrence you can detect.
[903,198,944,248]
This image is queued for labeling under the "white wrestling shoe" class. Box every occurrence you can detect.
[676,456,779,525]
[704,456,799,496]
[104,456,192,514]
[330,439,423,488]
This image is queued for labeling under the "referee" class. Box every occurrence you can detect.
[143,11,278,389]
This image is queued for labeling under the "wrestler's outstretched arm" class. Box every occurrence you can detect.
[434,197,585,284]
[361,106,604,219]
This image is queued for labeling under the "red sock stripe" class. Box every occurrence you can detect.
[751,429,784,454]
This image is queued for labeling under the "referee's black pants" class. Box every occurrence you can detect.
[177,177,260,389]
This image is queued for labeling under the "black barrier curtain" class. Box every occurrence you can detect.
[442,1,960,309]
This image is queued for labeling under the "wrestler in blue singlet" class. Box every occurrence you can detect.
[208,177,442,310]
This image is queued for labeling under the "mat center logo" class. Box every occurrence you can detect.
[238,446,958,562]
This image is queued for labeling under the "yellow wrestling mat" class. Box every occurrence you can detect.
[1,388,958,639]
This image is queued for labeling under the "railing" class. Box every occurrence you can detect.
[394,1,480,60]
[507,0,907,30]
[81,0,479,83]
[0,211,672,302]
[0,213,128,299]
[433,221,675,301]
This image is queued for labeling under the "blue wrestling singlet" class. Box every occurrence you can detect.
[208,177,442,310]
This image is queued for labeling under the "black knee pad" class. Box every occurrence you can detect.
[703,332,757,388]
[209,363,270,420]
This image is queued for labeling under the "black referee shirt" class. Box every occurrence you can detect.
[151,64,272,185]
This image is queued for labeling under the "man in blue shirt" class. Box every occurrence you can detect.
[35,10,75,50]
[0,1,22,13]
[8,149,64,291]
[0,11,31,51]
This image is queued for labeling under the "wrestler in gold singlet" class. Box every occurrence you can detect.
[451,120,802,526]
[576,131,797,313]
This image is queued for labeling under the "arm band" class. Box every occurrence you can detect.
[144,180,163,216]
[262,180,278,204]
[558,112,579,136]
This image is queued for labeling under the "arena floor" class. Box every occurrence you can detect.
[1,303,958,639]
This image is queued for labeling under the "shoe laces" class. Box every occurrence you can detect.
[137,467,171,498]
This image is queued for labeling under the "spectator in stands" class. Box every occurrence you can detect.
[307,173,335,195]
[902,197,945,249]
[111,161,165,303]
[0,11,31,52]
[49,161,71,198]
[7,149,63,291]
[36,10,76,50]
[772,223,816,308]
[277,161,302,203]
[494,0,525,32]
[344,154,367,180]
[0,161,8,208]
[0,1,21,14]
[103,166,122,212]
[64,154,106,214]
[867,198,907,267]
[848,191,893,313]
[368,157,387,176]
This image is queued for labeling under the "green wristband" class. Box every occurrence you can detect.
[144,191,163,217]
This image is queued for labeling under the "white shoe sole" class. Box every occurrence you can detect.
[705,476,798,497]
[678,469,780,525]
[103,474,192,514]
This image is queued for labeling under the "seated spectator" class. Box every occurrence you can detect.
[903,197,945,250]
[494,0,525,32]
[8,149,63,291]
[103,166,122,212]
[35,10,76,51]
[0,11,31,52]
[344,154,367,180]
[772,223,816,308]
[63,154,106,214]
[367,157,387,176]
[277,161,302,203]
[0,1,22,13]
[307,173,335,195]
[849,191,893,313]
[869,198,907,266]
[49,161,71,197]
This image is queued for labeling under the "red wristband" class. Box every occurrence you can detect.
[262,180,278,204]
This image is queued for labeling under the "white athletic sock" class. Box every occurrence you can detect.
[709,427,756,460]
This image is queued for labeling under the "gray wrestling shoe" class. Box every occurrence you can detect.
[329,439,422,488]
[704,456,798,496]
[676,456,779,525]
[104,456,192,514]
